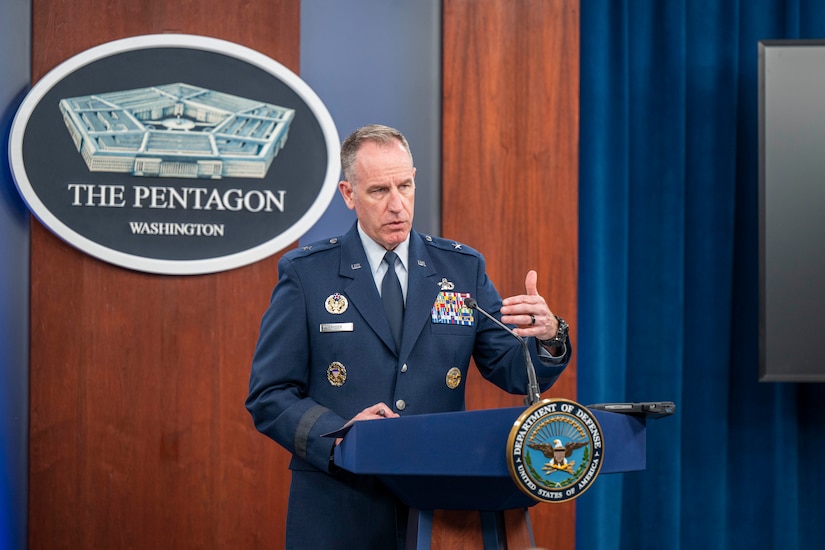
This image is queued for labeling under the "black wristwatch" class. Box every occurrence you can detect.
[539,316,568,348]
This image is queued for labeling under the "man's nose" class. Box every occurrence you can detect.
[387,188,404,210]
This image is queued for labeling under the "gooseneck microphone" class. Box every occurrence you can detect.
[463,297,541,406]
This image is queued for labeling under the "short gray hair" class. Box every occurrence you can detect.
[340,124,413,184]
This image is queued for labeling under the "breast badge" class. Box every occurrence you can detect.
[506,399,603,503]
[445,367,462,389]
[326,362,347,387]
[325,293,348,314]
[438,278,455,290]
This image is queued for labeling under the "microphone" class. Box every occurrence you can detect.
[463,297,541,406]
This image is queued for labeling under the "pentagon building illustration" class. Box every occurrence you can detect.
[58,83,295,179]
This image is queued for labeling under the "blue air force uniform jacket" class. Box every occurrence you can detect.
[246,223,570,549]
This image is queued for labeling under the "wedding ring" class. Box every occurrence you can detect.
[530,314,536,326]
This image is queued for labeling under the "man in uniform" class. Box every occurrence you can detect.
[246,124,571,549]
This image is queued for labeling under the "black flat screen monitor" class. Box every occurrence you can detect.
[759,40,825,382]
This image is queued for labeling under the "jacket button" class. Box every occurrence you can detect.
[401,364,408,373]
[395,399,407,411]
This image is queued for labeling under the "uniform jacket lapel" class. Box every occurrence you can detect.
[337,225,397,353]
[398,232,440,360]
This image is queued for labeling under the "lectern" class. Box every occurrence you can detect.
[334,406,647,549]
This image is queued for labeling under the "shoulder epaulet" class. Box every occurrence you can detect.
[284,236,343,259]
[420,234,479,256]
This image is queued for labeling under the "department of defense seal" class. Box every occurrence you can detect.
[325,293,348,314]
[326,362,347,386]
[506,398,603,503]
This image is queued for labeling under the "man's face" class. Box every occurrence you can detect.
[339,140,416,250]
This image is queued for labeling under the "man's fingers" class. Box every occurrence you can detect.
[366,403,398,419]
[525,270,539,296]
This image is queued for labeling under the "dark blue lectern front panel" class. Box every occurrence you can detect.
[335,406,646,510]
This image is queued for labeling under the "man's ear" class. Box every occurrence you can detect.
[338,180,356,210]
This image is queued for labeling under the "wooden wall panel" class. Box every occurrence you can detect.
[29,1,299,548]
[442,0,580,547]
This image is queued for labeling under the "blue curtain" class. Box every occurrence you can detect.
[578,1,825,547]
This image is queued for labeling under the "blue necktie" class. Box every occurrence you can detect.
[382,250,404,349]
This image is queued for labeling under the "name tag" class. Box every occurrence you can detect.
[320,323,354,333]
